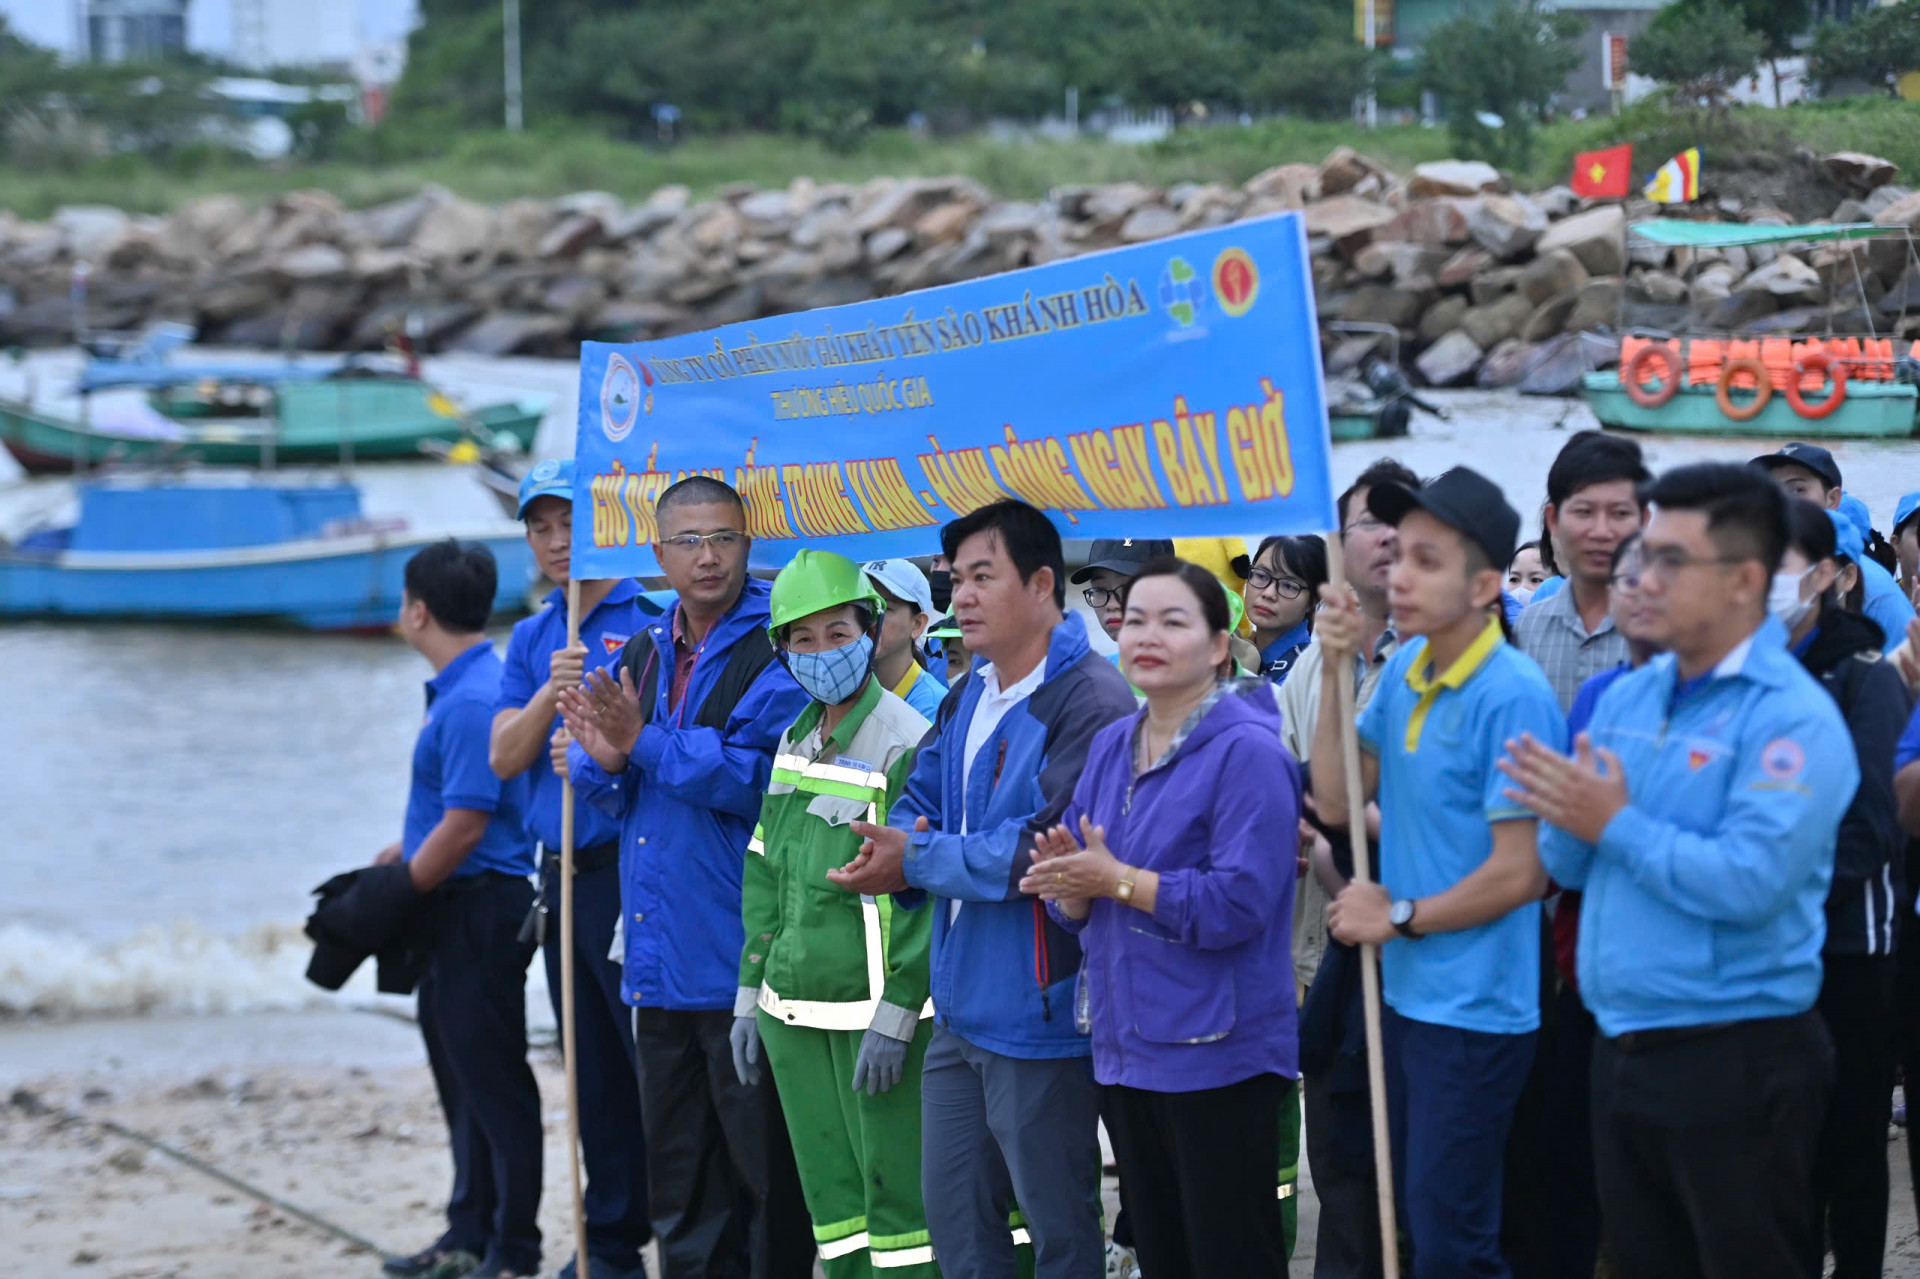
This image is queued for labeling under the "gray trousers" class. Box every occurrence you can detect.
[920,1024,1104,1279]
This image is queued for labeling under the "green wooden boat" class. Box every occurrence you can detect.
[0,373,545,474]
[1582,370,1918,437]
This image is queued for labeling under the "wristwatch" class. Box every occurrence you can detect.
[1390,899,1420,940]
[1114,866,1139,904]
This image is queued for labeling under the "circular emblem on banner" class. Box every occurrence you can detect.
[601,353,642,443]
[1212,248,1260,317]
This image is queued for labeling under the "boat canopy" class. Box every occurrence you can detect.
[1627,220,1896,248]
[76,361,346,394]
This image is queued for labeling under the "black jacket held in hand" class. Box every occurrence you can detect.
[1797,608,1913,956]
[304,863,430,994]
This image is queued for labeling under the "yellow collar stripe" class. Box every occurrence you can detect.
[1402,615,1505,752]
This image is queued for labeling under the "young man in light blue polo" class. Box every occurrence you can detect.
[489,459,661,1279]
[1310,467,1566,1279]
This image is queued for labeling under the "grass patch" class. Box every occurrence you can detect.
[1,97,1913,220]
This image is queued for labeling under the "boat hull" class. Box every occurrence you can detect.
[0,527,536,630]
[1582,372,1919,438]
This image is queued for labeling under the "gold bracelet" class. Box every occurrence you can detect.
[1114,866,1138,904]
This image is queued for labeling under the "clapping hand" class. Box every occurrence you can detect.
[828,815,924,895]
[1498,732,1629,844]
[557,666,643,771]
[1018,815,1121,917]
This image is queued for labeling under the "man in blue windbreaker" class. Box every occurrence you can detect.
[1504,461,1858,1279]
[829,500,1138,1279]
[559,476,814,1279]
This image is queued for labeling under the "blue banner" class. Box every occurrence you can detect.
[572,213,1335,575]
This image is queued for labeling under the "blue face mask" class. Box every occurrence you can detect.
[788,634,874,705]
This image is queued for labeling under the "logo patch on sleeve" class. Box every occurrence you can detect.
[1761,738,1806,781]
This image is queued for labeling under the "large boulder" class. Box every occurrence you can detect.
[268,243,350,281]
[1338,283,1428,327]
[1533,204,1626,276]
[1628,270,1689,306]
[1118,204,1181,243]
[1303,195,1396,254]
[451,310,570,356]
[1458,292,1535,348]
[1873,189,1920,235]
[1467,194,1547,261]
[1564,277,1623,333]
[412,197,495,261]
[352,189,443,249]
[1531,185,1580,219]
[1081,182,1161,231]
[1739,254,1823,302]
[1354,241,1449,288]
[1825,152,1899,195]
[1419,294,1470,343]
[1409,160,1502,198]
[1521,292,1579,342]
[1704,287,1780,330]
[1416,330,1483,386]
[163,195,251,259]
[1863,185,1913,219]
[1319,146,1392,197]
[1379,198,1474,248]
[54,205,130,261]
[1477,337,1535,388]
[1518,248,1589,305]
[1436,246,1494,289]
[1470,267,1525,307]
[1243,163,1322,208]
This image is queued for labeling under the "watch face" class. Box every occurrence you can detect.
[1390,900,1414,926]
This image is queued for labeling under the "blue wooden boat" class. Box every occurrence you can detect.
[0,479,535,630]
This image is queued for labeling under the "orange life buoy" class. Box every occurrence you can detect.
[1716,357,1773,422]
[1785,351,1849,420]
[1625,343,1682,408]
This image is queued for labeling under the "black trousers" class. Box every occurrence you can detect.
[1504,981,1600,1279]
[1103,1073,1290,1279]
[633,1006,814,1279]
[1302,1069,1384,1279]
[1813,953,1897,1279]
[1591,1011,1833,1279]
[418,873,544,1273]
[541,858,651,1270]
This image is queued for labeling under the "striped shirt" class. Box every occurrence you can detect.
[1515,582,1630,714]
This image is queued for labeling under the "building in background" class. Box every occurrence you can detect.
[227,0,354,71]
[79,0,187,62]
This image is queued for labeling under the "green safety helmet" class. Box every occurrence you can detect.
[767,549,887,640]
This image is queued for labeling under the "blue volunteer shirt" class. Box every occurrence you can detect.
[1357,616,1567,1035]
[498,579,659,851]
[405,640,536,878]
[1539,619,1859,1037]
[890,660,950,723]
[1258,619,1313,684]
[1860,557,1914,656]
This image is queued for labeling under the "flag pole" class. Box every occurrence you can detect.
[1323,533,1401,1279]
[561,579,590,1279]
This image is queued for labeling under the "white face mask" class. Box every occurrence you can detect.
[1768,568,1815,631]
[1510,586,1534,608]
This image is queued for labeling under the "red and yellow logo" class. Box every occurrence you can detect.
[1212,248,1260,317]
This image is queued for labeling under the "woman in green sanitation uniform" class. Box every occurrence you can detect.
[729,550,939,1277]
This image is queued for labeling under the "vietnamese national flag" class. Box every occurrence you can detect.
[1571,145,1633,199]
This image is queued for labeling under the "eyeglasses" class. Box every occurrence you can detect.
[1344,516,1388,535]
[1638,545,1741,580]
[1246,568,1308,599]
[659,530,745,554]
[1083,587,1122,608]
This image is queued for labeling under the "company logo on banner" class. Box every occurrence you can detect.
[571,214,1336,573]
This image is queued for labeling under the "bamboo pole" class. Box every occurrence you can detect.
[1322,533,1400,1279]
[561,579,590,1279]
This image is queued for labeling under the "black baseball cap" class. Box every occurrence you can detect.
[1070,538,1176,583]
[1751,442,1841,491]
[1368,467,1520,573]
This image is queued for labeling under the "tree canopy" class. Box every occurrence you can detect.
[1808,0,1920,95]
[1632,0,1766,111]
[1416,1,1586,169]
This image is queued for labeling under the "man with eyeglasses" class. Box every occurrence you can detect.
[560,475,815,1279]
[1505,462,1856,1279]
[1070,538,1174,644]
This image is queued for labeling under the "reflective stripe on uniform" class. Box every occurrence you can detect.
[1277,1183,1295,1200]
[818,1231,871,1259]
[872,1245,936,1267]
[748,823,765,856]
[774,753,890,790]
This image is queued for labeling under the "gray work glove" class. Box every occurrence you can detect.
[851,1002,917,1096]
[730,986,763,1086]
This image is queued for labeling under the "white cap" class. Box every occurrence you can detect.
[863,558,935,618]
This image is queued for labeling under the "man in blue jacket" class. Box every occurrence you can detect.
[1753,441,1914,653]
[490,459,658,1279]
[1505,461,1858,1279]
[829,500,1137,1279]
[560,476,814,1279]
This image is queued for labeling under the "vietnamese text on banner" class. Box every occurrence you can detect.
[571,212,1336,575]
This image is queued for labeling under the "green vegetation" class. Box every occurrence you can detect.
[1809,0,1920,95]
[1631,1,1766,120]
[1415,1,1587,170]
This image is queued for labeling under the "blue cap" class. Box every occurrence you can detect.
[1838,493,1873,540]
[1896,492,1920,537]
[516,458,574,518]
[1827,509,1864,563]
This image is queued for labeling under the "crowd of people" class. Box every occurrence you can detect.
[318,427,1920,1279]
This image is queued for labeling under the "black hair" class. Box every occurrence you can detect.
[656,475,746,524]
[1610,530,1643,574]
[1546,430,1651,510]
[1249,534,1329,633]
[1536,508,1560,579]
[939,500,1066,609]
[1643,462,1789,576]
[1122,556,1232,634]
[404,539,497,633]
[1865,526,1899,575]
[1337,458,1419,530]
[1784,499,1848,619]
[1512,539,1539,562]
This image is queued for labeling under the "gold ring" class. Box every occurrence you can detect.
[1055,872,1064,885]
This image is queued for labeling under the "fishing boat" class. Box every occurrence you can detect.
[0,477,536,630]
[1582,220,1920,438]
[0,360,546,474]
[1323,322,1450,440]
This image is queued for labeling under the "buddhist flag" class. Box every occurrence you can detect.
[1644,148,1702,203]
[1571,145,1633,199]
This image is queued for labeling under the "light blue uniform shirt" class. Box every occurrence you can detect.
[1357,618,1567,1035]
[1539,618,1859,1037]
[1858,557,1913,656]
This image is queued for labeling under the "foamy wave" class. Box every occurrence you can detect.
[0,920,554,1023]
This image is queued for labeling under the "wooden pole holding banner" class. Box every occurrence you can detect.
[561,580,590,1279]
[1322,534,1401,1279]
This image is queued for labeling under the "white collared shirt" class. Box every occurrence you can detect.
[952,657,1048,921]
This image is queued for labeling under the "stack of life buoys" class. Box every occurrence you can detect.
[1620,334,1908,421]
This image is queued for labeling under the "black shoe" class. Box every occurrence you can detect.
[382,1246,465,1278]
[557,1257,648,1279]
[461,1251,536,1279]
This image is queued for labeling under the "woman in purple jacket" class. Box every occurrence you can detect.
[1019,557,1302,1279]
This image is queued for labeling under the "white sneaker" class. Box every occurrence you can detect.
[1105,1241,1140,1279]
